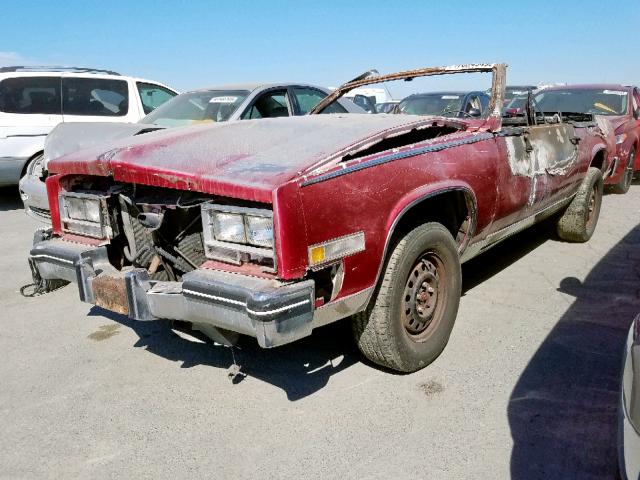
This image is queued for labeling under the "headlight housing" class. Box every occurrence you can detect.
[201,204,275,270]
[59,192,112,239]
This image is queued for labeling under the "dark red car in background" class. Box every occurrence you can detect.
[536,84,640,193]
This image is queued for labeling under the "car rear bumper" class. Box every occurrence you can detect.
[18,174,50,221]
[29,237,318,348]
[0,156,29,186]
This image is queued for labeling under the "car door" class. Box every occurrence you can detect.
[492,104,579,231]
[61,76,138,123]
[239,88,293,120]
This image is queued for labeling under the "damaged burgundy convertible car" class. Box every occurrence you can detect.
[28,64,612,372]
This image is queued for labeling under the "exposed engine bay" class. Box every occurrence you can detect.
[60,176,272,282]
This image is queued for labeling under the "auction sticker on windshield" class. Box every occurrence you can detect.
[209,96,238,103]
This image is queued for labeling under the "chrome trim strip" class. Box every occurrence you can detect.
[313,287,373,327]
[460,196,572,263]
[31,254,74,265]
[182,287,310,316]
[300,133,494,187]
[248,299,310,317]
[182,288,245,307]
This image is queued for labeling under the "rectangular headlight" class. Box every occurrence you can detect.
[59,192,111,239]
[201,204,275,268]
[245,215,274,248]
[211,212,246,244]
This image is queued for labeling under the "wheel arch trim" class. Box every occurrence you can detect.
[363,184,477,309]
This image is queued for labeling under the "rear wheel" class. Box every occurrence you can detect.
[352,223,461,372]
[611,147,635,194]
[556,167,603,242]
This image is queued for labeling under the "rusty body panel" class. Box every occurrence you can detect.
[32,63,612,353]
[311,63,506,131]
[92,275,129,315]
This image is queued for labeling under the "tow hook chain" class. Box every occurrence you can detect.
[20,259,68,297]
[21,228,68,298]
[227,346,245,383]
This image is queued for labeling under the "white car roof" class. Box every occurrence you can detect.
[0,68,177,93]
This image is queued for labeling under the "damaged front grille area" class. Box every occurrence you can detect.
[117,194,207,281]
[59,179,275,280]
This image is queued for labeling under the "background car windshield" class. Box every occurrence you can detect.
[504,88,531,101]
[143,90,250,126]
[535,89,628,116]
[399,94,464,116]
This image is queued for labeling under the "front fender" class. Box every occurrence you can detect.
[384,181,478,256]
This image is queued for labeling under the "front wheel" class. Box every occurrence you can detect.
[352,222,461,372]
[556,167,603,242]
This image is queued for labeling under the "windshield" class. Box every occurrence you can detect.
[142,90,250,126]
[504,87,532,101]
[534,88,628,116]
[399,94,464,117]
[506,95,527,110]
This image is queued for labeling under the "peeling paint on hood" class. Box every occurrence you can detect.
[47,114,458,202]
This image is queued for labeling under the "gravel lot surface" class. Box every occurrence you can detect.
[0,184,638,479]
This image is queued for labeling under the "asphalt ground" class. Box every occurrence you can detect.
[0,183,638,479]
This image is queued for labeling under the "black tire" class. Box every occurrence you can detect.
[352,222,461,372]
[556,167,603,242]
[611,147,635,194]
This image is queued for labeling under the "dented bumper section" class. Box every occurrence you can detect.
[29,238,315,348]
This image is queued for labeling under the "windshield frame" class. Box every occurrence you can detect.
[310,63,506,131]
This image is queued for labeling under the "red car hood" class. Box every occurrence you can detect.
[48,114,438,203]
[602,114,630,132]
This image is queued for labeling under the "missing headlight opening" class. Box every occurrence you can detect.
[60,178,274,281]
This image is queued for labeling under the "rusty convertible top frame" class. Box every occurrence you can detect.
[311,63,507,131]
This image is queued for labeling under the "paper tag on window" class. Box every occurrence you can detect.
[602,90,626,96]
[209,96,238,103]
[441,95,460,100]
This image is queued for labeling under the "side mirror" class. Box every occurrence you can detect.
[467,108,482,118]
[634,107,640,120]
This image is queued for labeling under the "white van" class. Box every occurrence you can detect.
[0,66,177,188]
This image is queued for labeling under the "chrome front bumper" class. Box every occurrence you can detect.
[29,238,318,348]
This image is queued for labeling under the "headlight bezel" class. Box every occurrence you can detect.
[59,192,112,239]
[201,203,275,271]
